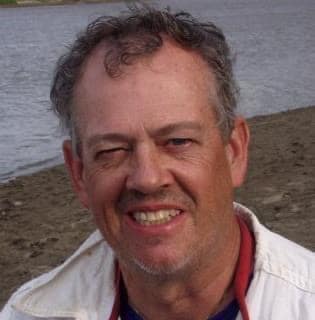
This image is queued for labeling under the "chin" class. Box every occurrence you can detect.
[130,253,193,278]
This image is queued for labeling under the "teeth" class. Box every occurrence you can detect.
[133,209,181,225]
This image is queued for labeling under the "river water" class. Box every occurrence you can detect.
[0,0,315,182]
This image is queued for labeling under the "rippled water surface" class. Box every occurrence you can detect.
[1,0,315,182]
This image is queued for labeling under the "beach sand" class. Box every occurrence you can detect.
[1,106,314,307]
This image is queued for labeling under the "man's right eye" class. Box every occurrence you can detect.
[94,147,128,160]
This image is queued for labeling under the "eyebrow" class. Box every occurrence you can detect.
[151,121,202,137]
[86,133,130,150]
[86,121,202,149]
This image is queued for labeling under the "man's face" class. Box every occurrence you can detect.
[65,40,248,276]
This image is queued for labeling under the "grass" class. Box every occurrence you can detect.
[0,0,17,4]
[0,0,124,5]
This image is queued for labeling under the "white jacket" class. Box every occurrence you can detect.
[1,204,314,320]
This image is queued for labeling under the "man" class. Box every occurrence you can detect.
[1,6,314,320]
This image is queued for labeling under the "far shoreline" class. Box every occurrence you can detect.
[0,0,122,8]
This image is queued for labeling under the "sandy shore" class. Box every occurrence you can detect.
[1,106,314,307]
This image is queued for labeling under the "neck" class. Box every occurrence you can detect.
[119,217,241,320]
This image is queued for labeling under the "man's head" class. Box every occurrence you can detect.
[53,7,249,278]
[51,6,239,150]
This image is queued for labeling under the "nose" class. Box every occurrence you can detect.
[126,144,173,194]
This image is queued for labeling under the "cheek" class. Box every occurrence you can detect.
[83,167,125,222]
[181,149,232,209]
[84,164,122,196]
[177,150,227,189]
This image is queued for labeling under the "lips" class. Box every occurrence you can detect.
[132,209,181,226]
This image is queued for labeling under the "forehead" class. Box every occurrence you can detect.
[73,39,219,137]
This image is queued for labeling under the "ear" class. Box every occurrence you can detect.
[225,117,250,188]
[63,140,90,208]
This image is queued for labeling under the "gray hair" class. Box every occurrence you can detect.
[50,6,239,150]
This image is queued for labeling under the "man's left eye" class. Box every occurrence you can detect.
[168,138,192,146]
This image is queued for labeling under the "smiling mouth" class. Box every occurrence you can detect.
[131,209,181,226]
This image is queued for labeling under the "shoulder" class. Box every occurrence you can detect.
[236,203,314,290]
[235,203,315,318]
[1,231,115,320]
[235,203,315,287]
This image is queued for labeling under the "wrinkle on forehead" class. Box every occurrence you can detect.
[72,38,219,139]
